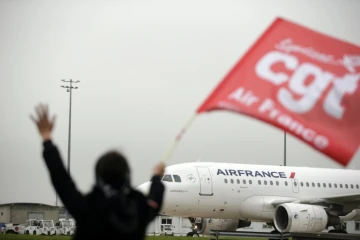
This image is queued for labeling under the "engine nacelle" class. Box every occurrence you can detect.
[189,218,239,235]
[274,203,340,233]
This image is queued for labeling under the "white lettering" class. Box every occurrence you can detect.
[257,99,329,149]
[323,74,360,119]
[256,51,359,119]
[243,91,259,106]
[314,136,329,149]
[269,109,280,119]
[228,88,259,107]
[275,39,360,74]
[275,39,338,66]
[277,115,292,127]
[341,55,360,73]
[302,129,316,142]
[228,88,245,101]
[288,121,304,135]
[258,98,275,113]
[255,51,298,85]
[278,63,333,113]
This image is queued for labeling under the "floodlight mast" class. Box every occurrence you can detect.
[58,79,80,220]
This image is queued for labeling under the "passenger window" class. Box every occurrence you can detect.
[173,175,181,182]
[264,180,267,185]
[224,179,228,184]
[329,183,332,188]
[243,179,246,184]
[300,182,304,187]
[323,183,326,188]
[230,179,234,184]
[351,184,354,189]
[276,181,279,186]
[357,184,359,189]
[162,175,173,182]
[345,184,348,188]
[285,181,288,186]
[340,184,343,188]
[270,181,273,186]
[258,180,261,185]
[334,184,337,188]
[312,183,315,187]
[249,180,252,185]
[306,182,309,187]
[237,179,240,184]
[317,183,320,187]
[293,181,297,186]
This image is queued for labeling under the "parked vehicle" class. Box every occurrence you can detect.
[0,223,5,234]
[24,219,41,235]
[4,223,25,234]
[39,220,56,235]
[55,219,75,235]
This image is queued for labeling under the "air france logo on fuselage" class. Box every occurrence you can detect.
[217,169,296,178]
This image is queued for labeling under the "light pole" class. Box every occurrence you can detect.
[284,131,287,166]
[57,79,80,219]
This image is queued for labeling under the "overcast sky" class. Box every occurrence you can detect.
[1,0,359,206]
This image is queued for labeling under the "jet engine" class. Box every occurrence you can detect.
[188,218,249,236]
[274,203,340,233]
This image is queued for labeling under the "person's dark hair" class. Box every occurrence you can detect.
[95,151,130,189]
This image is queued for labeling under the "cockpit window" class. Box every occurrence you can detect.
[162,175,173,182]
[173,175,181,182]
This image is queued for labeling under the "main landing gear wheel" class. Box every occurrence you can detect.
[328,229,348,234]
[269,230,288,240]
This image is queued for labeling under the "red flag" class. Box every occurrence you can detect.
[197,18,360,166]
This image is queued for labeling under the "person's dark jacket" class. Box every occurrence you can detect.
[42,140,165,240]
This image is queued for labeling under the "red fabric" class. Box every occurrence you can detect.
[197,18,360,166]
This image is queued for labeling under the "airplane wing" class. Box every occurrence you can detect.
[321,193,360,203]
[271,193,360,207]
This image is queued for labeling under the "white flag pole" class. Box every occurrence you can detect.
[162,113,197,164]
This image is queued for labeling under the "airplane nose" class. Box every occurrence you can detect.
[136,181,151,195]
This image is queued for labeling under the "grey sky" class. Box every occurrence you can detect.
[1,0,359,206]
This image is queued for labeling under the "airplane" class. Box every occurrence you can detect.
[137,162,360,238]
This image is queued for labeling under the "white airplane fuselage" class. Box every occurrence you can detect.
[137,162,360,223]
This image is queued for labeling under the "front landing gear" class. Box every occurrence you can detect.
[186,232,199,237]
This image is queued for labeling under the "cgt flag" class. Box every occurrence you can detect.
[197,18,360,166]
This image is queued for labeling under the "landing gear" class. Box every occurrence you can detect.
[186,232,199,237]
[328,223,348,234]
[328,229,348,233]
[186,217,202,237]
[268,228,288,240]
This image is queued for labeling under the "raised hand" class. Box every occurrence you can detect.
[153,162,165,177]
[30,104,56,141]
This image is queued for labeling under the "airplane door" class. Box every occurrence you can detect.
[196,167,213,196]
[291,178,299,193]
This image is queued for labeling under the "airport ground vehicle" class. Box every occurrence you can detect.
[3,223,25,234]
[0,223,5,234]
[55,219,75,235]
[23,219,56,235]
[39,220,56,235]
